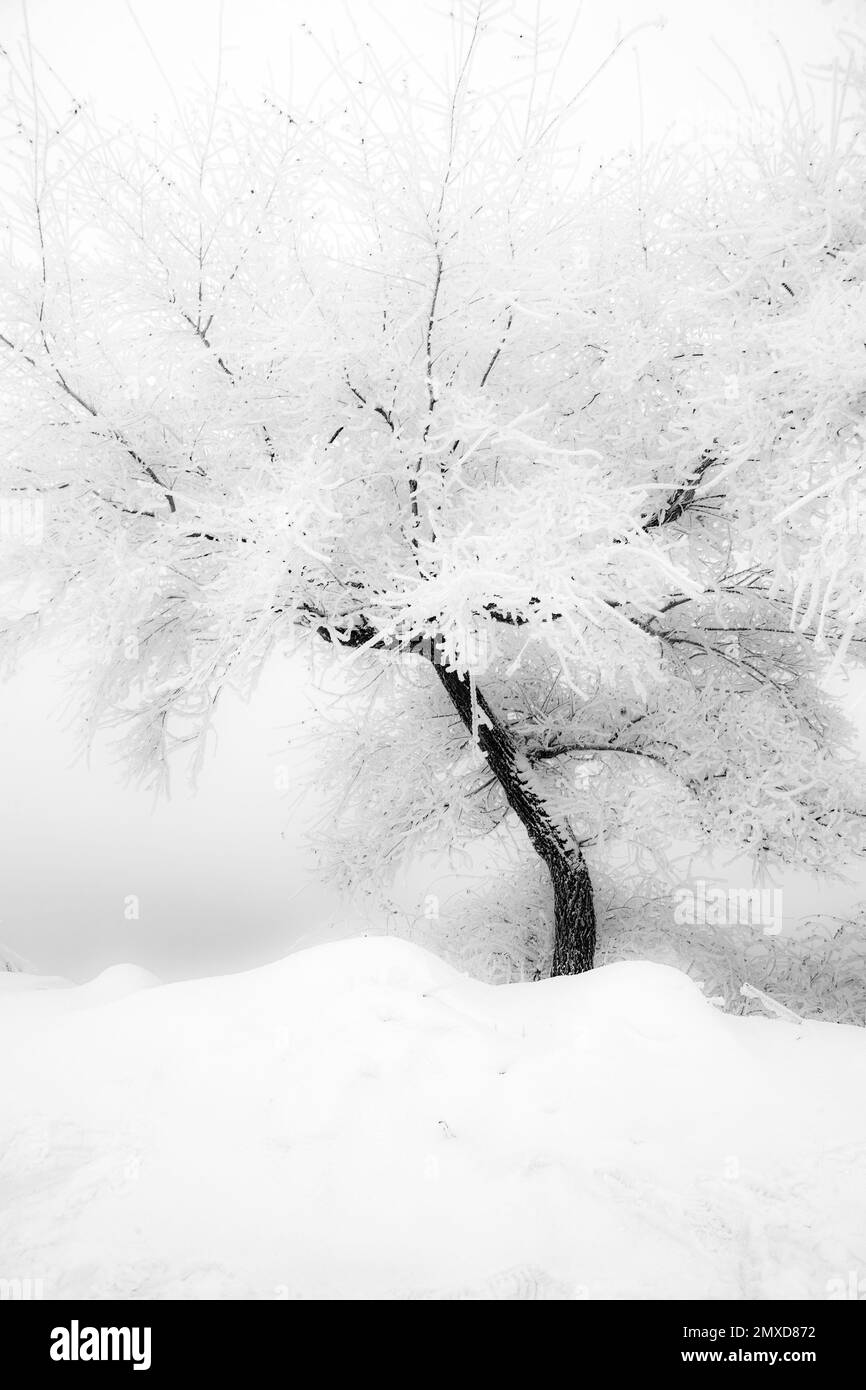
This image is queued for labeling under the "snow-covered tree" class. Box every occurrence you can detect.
[1,9,865,974]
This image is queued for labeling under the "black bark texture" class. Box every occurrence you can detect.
[432,660,596,975]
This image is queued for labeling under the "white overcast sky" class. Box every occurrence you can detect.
[7,1,864,153]
[1,0,864,981]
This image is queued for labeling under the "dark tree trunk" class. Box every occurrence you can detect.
[431,660,596,975]
[549,851,596,975]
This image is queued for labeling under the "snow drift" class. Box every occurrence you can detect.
[1,936,864,1300]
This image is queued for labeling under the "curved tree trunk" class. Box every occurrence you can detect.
[431,661,596,975]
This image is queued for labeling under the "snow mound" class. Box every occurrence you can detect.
[74,963,162,1004]
[0,962,160,1013]
[0,936,863,1300]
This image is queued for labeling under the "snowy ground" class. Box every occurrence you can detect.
[1,937,864,1300]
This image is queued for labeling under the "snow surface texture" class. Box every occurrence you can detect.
[1,937,864,1300]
